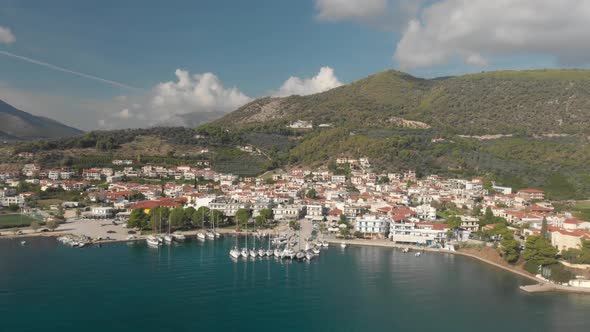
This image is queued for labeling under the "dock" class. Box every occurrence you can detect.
[519,283,556,293]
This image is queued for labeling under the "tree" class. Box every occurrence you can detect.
[522,235,557,266]
[7,204,19,212]
[500,237,521,263]
[169,207,186,229]
[289,220,300,231]
[235,208,251,227]
[447,216,462,230]
[30,220,40,233]
[305,188,318,199]
[192,207,210,228]
[183,207,196,225]
[339,214,348,224]
[46,219,59,231]
[481,207,494,225]
[128,208,148,229]
[259,208,273,223]
[549,264,574,283]
[541,217,548,239]
[472,205,482,217]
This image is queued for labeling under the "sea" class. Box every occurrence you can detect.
[1,236,589,332]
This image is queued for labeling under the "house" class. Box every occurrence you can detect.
[389,217,448,245]
[273,204,302,221]
[90,206,115,219]
[550,227,590,252]
[305,204,324,221]
[355,215,390,239]
[517,189,545,201]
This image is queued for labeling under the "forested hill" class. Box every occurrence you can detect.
[214,69,590,135]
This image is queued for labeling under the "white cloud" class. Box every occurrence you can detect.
[115,108,132,119]
[272,66,343,97]
[394,0,590,69]
[150,69,252,119]
[314,0,422,29]
[0,26,15,44]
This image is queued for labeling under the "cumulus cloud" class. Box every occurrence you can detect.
[0,26,15,44]
[394,0,590,69]
[150,69,252,119]
[272,66,343,97]
[314,0,422,29]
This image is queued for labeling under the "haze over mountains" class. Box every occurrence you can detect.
[0,100,83,140]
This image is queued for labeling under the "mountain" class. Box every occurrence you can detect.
[204,69,590,200]
[0,100,83,140]
[215,69,590,135]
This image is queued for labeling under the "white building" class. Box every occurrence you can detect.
[90,206,114,218]
[355,215,390,239]
[273,204,302,221]
[389,218,448,245]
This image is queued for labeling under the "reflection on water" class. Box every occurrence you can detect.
[0,236,589,332]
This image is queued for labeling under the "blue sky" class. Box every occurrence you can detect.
[0,0,589,130]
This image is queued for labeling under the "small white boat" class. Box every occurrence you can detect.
[273,248,282,257]
[20,240,27,246]
[240,248,249,258]
[402,247,410,253]
[266,249,273,257]
[249,249,257,258]
[321,241,329,248]
[214,232,221,238]
[415,252,421,257]
[172,233,186,242]
[146,235,160,247]
[164,235,174,244]
[197,232,206,241]
[312,247,321,255]
[340,242,347,249]
[229,247,240,259]
[206,232,215,240]
[126,235,137,241]
[295,251,306,261]
[257,249,266,257]
[306,252,315,261]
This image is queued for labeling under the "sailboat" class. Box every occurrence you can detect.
[241,220,249,258]
[206,209,215,239]
[213,211,221,238]
[164,210,174,244]
[146,235,160,247]
[229,218,240,258]
[249,230,257,258]
[265,233,273,257]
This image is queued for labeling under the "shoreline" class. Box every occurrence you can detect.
[4,231,590,295]
[329,238,590,295]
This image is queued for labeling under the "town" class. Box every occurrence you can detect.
[1,155,590,291]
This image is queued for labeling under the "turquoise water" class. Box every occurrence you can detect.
[1,237,589,332]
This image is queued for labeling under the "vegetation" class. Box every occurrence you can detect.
[561,240,590,264]
[0,214,40,229]
[522,235,558,273]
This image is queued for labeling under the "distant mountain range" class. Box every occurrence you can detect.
[0,100,83,140]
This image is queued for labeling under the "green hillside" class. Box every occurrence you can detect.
[205,69,590,199]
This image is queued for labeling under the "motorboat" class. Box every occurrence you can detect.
[415,252,421,257]
[266,249,274,257]
[312,247,321,255]
[321,241,329,248]
[340,242,347,249]
[257,248,266,257]
[402,247,410,253]
[197,232,206,241]
[206,231,216,240]
[295,251,306,261]
[273,248,282,257]
[172,233,186,242]
[305,252,316,261]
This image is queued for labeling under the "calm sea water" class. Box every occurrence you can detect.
[1,237,589,332]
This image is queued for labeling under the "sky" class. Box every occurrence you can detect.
[1,0,590,130]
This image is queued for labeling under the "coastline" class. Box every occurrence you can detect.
[329,238,590,295]
[4,230,590,295]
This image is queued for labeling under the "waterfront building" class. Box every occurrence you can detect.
[355,215,390,239]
